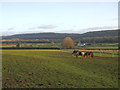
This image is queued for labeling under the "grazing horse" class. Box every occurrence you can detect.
[76,51,84,58]
[72,50,79,56]
[84,52,94,58]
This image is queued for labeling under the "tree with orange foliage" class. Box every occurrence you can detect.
[61,37,74,49]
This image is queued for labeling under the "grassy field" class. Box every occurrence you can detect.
[80,46,118,49]
[2,50,118,88]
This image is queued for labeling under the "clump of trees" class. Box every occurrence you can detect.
[61,37,74,49]
[16,43,20,48]
[51,41,55,45]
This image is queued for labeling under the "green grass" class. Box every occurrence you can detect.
[2,43,118,50]
[100,43,118,46]
[2,50,118,88]
[75,46,118,49]
[83,46,118,49]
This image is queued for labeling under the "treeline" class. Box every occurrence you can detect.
[1,47,118,50]
[2,41,51,44]
[81,36,118,43]
[1,47,60,50]
[2,29,118,43]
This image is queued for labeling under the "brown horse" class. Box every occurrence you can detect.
[84,52,94,58]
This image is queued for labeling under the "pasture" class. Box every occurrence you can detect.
[2,50,118,88]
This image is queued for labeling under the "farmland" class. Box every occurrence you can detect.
[2,49,118,88]
[1,2,119,89]
[1,42,118,49]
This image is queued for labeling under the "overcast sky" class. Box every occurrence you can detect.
[1,2,118,36]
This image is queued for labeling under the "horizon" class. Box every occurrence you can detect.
[1,2,118,36]
[1,29,118,37]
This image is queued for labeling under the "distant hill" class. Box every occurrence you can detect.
[2,30,118,43]
[80,30,118,43]
[81,30,118,37]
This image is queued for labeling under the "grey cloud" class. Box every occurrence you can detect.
[56,29,75,33]
[37,25,58,29]
[29,25,58,30]
[112,18,118,21]
[8,28,14,30]
[2,31,17,36]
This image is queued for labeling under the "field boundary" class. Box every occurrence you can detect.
[1,47,119,50]
[1,47,60,50]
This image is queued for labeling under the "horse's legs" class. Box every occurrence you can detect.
[91,54,94,58]
[76,55,78,59]
[84,55,86,58]
[79,56,82,59]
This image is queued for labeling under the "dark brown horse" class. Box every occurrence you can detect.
[72,50,79,55]
[84,52,94,58]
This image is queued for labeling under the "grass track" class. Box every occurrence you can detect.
[2,50,118,88]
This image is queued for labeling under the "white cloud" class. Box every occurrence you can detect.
[0,0,118,2]
[55,26,118,34]
[83,26,118,31]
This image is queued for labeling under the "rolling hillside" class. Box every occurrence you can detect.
[2,29,118,43]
